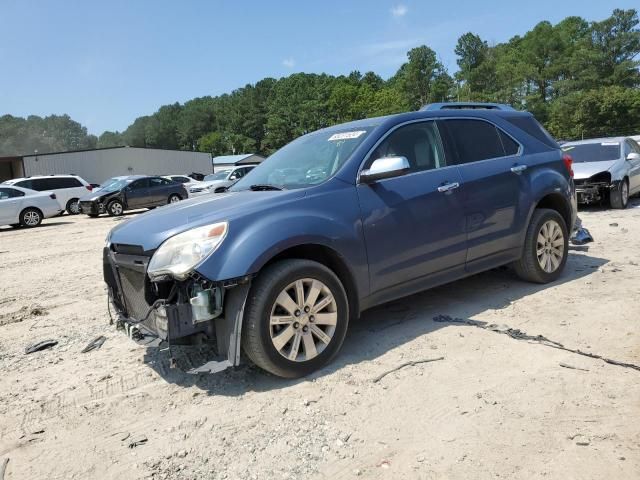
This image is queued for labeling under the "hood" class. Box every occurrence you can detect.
[573,160,619,180]
[79,189,119,202]
[197,179,228,189]
[108,189,305,251]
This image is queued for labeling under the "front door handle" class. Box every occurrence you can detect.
[511,164,527,174]
[437,182,460,193]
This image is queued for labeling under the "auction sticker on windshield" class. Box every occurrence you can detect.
[328,131,366,141]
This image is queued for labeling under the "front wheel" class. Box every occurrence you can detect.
[242,259,349,378]
[168,194,182,204]
[610,179,629,209]
[513,208,568,284]
[107,200,124,217]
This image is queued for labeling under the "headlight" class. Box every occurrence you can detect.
[148,222,228,280]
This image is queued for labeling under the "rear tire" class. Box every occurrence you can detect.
[107,200,124,217]
[242,259,349,378]
[66,198,80,215]
[610,179,628,209]
[20,208,43,228]
[513,209,568,284]
[168,194,182,204]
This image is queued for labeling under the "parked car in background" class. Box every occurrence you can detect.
[79,175,187,217]
[2,174,92,215]
[105,104,576,378]
[163,174,202,196]
[0,185,63,228]
[562,137,640,209]
[189,166,255,196]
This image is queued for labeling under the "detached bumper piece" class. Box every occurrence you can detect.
[103,245,251,374]
[80,201,105,215]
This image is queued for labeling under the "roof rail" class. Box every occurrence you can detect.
[421,102,516,111]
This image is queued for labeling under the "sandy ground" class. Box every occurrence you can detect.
[0,201,639,480]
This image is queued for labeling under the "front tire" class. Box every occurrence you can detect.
[610,179,629,209]
[20,208,43,228]
[107,200,124,217]
[66,198,80,215]
[513,208,568,284]
[242,259,349,378]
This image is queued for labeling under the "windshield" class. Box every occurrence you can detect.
[100,178,131,193]
[563,143,620,163]
[231,128,372,190]
[205,171,231,181]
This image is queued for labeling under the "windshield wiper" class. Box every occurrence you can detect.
[249,184,285,191]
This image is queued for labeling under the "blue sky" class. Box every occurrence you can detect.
[0,0,636,134]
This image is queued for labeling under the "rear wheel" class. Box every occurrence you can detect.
[66,198,80,215]
[513,209,568,284]
[20,208,43,228]
[610,179,629,209]
[168,194,182,204]
[107,200,124,217]
[242,259,349,378]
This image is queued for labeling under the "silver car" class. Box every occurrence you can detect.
[562,137,640,209]
[189,166,255,197]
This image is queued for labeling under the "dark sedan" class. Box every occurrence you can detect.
[79,175,187,217]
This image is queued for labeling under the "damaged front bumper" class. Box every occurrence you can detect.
[103,245,251,374]
[574,177,621,205]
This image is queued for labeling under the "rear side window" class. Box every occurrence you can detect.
[438,119,515,164]
[0,187,25,199]
[503,115,557,148]
[24,177,81,190]
[14,180,33,189]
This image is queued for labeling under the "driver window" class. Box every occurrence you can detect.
[129,179,148,190]
[368,121,446,173]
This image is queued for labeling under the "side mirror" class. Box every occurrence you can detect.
[360,156,411,183]
[626,152,640,161]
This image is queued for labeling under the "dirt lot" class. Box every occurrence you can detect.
[1,202,639,480]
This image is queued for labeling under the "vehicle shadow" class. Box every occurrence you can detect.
[0,221,74,233]
[142,250,609,396]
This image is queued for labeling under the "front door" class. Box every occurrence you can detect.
[437,118,525,270]
[0,187,24,224]
[357,120,467,296]
[125,178,150,209]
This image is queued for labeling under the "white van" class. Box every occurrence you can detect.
[2,175,93,214]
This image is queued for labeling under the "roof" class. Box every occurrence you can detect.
[421,102,516,111]
[212,154,265,164]
[21,146,212,158]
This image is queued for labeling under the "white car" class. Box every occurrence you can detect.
[189,166,255,197]
[0,185,64,228]
[2,175,93,215]
[163,175,202,196]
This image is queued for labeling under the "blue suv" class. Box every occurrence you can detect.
[104,104,576,378]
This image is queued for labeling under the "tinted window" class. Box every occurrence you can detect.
[499,130,519,156]
[368,121,445,172]
[14,180,33,189]
[504,115,558,148]
[0,187,24,199]
[561,143,620,163]
[171,176,189,183]
[129,179,149,190]
[439,119,507,164]
[149,177,170,187]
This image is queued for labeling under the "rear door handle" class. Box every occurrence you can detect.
[511,165,527,174]
[437,182,460,193]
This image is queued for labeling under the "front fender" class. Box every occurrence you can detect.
[195,181,370,298]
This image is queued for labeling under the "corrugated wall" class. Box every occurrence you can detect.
[22,148,212,184]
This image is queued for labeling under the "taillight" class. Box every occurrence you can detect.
[562,154,574,178]
[50,193,57,200]
[86,185,93,191]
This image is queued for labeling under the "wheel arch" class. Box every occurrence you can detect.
[20,206,43,222]
[534,192,572,230]
[259,243,361,320]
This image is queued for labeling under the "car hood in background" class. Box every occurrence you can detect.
[573,160,619,180]
[108,189,305,251]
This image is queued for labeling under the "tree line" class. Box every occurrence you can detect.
[1,8,638,158]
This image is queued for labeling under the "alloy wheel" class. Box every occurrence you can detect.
[170,195,181,203]
[536,220,565,273]
[269,278,338,362]
[24,211,40,226]
[110,202,123,215]
[622,181,629,206]
[69,201,80,214]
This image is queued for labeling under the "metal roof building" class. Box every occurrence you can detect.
[0,146,212,184]
[212,153,265,172]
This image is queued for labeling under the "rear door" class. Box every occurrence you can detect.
[357,120,467,296]
[437,118,526,271]
[125,178,150,208]
[0,187,25,224]
[148,177,175,204]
